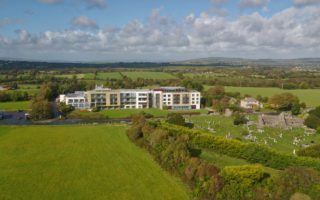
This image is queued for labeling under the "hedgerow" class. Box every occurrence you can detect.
[160,122,320,170]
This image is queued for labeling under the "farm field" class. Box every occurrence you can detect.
[122,72,177,80]
[0,101,30,111]
[226,86,320,107]
[203,86,320,107]
[0,125,190,200]
[55,74,86,79]
[189,115,320,154]
[83,72,123,80]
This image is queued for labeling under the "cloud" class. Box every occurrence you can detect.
[37,0,63,4]
[84,0,106,9]
[71,16,99,29]
[0,18,23,28]
[293,0,320,6]
[239,0,270,9]
[1,6,320,61]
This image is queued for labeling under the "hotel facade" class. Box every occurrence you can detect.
[59,86,201,110]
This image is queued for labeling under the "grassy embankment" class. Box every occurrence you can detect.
[0,125,190,200]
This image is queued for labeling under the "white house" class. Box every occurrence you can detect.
[240,97,263,110]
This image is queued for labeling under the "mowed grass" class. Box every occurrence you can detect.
[0,101,30,111]
[101,108,208,119]
[0,125,190,200]
[122,72,177,80]
[223,86,320,107]
[69,108,207,119]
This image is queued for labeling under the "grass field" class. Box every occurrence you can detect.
[69,109,208,119]
[122,72,177,80]
[222,86,320,107]
[0,125,190,200]
[55,74,86,79]
[189,115,320,154]
[0,101,30,111]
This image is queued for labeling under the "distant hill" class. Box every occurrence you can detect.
[172,57,320,67]
[0,57,320,70]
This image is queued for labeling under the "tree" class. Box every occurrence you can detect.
[207,86,225,100]
[30,98,54,120]
[212,96,230,113]
[58,102,74,117]
[268,93,299,111]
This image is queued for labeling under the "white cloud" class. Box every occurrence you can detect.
[1,6,320,61]
[71,16,99,29]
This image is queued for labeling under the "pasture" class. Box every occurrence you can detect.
[0,101,30,111]
[224,86,320,107]
[122,72,177,80]
[0,125,190,200]
[189,115,320,154]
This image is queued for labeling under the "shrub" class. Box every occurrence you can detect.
[297,144,320,159]
[233,114,248,125]
[269,167,320,200]
[304,114,320,129]
[221,165,266,187]
[305,107,320,129]
[160,123,320,170]
[166,113,186,126]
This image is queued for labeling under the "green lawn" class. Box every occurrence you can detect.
[101,108,208,119]
[0,125,190,200]
[0,101,30,111]
[221,86,320,107]
[69,108,207,119]
[190,115,320,154]
[122,72,177,80]
[102,108,169,118]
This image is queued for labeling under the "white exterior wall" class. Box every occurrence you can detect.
[240,99,262,109]
[59,87,201,110]
[191,92,201,109]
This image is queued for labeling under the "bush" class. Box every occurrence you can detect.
[166,113,186,126]
[221,165,266,187]
[160,123,320,170]
[297,144,320,159]
[233,114,248,125]
[269,167,320,200]
[305,106,320,129]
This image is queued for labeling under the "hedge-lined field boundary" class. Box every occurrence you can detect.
[160,123,320,170]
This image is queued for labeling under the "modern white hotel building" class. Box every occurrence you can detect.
[59,86,201,110]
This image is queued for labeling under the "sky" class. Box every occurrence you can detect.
[0,0,319,62]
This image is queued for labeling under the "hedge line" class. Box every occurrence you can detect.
[159,122,320,170]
